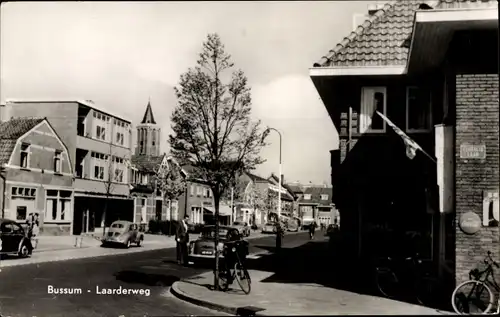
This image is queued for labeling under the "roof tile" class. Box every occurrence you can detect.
[0,117,45,165]
[131,154,164,173]
[313,0,496,68]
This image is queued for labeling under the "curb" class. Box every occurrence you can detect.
[169,282,239,315]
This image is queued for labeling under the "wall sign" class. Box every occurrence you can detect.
[460,144,486,159]
[459,212,482,235]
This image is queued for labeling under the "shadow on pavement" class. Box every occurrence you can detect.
[114,270,180,287]
[246,238,452,309]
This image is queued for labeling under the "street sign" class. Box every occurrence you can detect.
[460,144,486,159]
[459,212,482,235]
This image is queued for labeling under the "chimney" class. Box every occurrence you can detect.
[368,2,385,16]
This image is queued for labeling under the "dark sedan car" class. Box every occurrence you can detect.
[188,225,249,266]
[0,218,33,258]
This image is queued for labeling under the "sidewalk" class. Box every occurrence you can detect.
[169,237,455,315]
[0,230,292,268]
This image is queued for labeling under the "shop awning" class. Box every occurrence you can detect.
[203,204,232,217]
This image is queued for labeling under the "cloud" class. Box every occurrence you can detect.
[251,75,339,184]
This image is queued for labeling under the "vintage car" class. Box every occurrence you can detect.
[261,222,277,234]
[101,221,144,248]
[230,221,251,237]
[188,225,249,266]
[0,218,33,258]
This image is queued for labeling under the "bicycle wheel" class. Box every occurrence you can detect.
[234,261,251,294]
[451,280,494,314]
[375,267,398,298]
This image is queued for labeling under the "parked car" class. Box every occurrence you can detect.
[231,221,251,237]
[188,225,249,266]
[101,221,144,248]
[0,218,33,258]
[261,222,277,234]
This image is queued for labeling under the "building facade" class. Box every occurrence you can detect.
[5,100,134,235]
[310,0,499,290]
[298,186,336,227]
[0,118,74,235]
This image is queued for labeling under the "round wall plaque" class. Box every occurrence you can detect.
[459,212,482,235]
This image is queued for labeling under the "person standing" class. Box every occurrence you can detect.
[31,219,40,249]
[309,220,316,240]
[176,214,190,266]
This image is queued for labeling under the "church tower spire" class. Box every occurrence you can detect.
[135,99,160,156]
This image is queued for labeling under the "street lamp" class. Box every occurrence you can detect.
[262,127,282,222]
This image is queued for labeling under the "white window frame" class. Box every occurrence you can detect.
[321,194,329,201]
[360,87,387,133]
[92,154,105,180]
[304,194,311,200]
[96,125,106,141]
[406,86,432,133]
[54,151,62,173]
[20,143,31,168]
[114,167,124,183]
[45,190,72,222]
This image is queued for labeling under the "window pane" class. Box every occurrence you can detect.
[46,199,53,220]
[94,166,99,178]
[408,88,430,130]
[11,187,17,195]
[371,92,385,130]
[52,199,58,220]
[47,190,58,197]
[60,199,67,220]
[17,206,27,220]
[60,191,72,198]
[30,188,36,197]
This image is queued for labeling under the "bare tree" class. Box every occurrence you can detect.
[169,33,268,290]
[102,144,115,237]
[156,158,187,235]
[245,183,267,225]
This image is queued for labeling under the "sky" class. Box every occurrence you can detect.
[0,1,378,185]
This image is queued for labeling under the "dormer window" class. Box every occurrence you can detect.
[54,151,62,173]
[304,194,311,200]
[321,194,329,201]
[20,143,30,168]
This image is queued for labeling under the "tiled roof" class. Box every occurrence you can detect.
[131,154,164,173]
[0,117,45,165]
[437,0,498,9]
[299,186,333,206]
[140,100,156,124]
[287,184,304,194]
[246,172,269,183]
[313,0,495,68]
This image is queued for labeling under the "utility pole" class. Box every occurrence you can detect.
[230,187,234,223]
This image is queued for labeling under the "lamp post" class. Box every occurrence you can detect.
[263,127,282,221]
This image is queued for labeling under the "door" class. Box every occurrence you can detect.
[0,223,15,252]
[156,200,162,220]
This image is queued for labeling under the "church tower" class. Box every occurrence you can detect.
[135,100,161,156]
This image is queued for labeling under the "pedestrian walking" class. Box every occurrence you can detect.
[176,214,190,266]
[309,221,316,240]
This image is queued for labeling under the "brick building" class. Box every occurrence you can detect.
[310,0,498,292]
[0,118,74,235]
[297,186,337,227]
[5,100,134,235]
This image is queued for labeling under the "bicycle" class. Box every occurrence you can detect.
[451,251,500,314]
[374,253,434,306]
[216,240,251,294]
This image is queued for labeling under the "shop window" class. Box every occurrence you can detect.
[45,190,72,222]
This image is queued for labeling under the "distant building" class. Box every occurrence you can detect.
[135,100,161,156]
[0,104,5,123]
[298,186,336,227]
[6,100,134,235]
[0,117,74,235]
